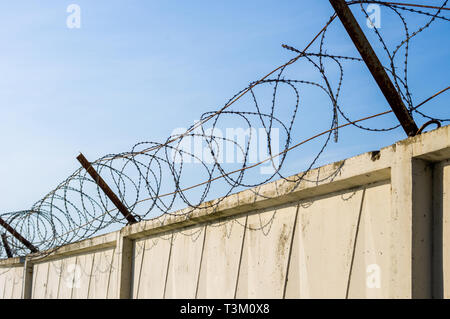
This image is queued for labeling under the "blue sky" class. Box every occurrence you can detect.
[0,1,448,214]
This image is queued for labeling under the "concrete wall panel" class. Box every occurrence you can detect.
[132,235,172,299]
[29,248,116,299]
[285,187,366,298]
[346,182,391,298]
[197,216,247,298]
[87,248,115,299]
[236,204,297,298]
[131,239,145,298]
[0,266,23,299]
[2,268,14,299]
[71,252,95,299]
[0,269,6,298]
[32,262,49,298]
[45,259,62,299]
[444,162,450,298]
[57,255,78,299]
[106,248,119,299]
[164,227,206,298]
[11,266,23,299]
[436,160,450,298]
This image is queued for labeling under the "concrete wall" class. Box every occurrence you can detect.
[1,125,450,299]
[30,247,119,299]
[0,259,23,299]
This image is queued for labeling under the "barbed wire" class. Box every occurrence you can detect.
[1,1,449,259]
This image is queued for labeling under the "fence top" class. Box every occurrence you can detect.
[2,124,449,264]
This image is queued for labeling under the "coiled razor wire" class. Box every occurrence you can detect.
[1,1,448,259]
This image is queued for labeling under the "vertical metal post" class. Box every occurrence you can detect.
[0,218,38,253]
[77,153,137,224]
[329,0,418,136]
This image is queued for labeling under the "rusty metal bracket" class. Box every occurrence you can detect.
[77,153,137,225]
[329,0,418,137]
[1,233,13,258]
[0,218,38,253]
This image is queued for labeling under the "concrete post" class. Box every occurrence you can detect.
[21,257,33,299]
[432,159,450,298]
[411,158,433,298]
[390,143,434,298]
[116,233,133,299]
[390,143,413,297]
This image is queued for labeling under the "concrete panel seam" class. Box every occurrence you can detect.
[282,203,300,299]
[134,239,147,299]
[233,214,248,299]
[195,224,208,299]
[162,233,174,299]
[345,187,366,298]
[69,256,78,299]
[86,252,95,298]
[105,248,115,299]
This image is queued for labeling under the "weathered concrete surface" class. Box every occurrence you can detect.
[164,227,206,298]
[71,252,94,299]
[1,124,450,299]
[443,161,450,298]
[30,246,118,299]
[433,159,450,298]
[285,186,366,298]
[88,248,117,299]
[346,182,392,298]
[236,205,297,298]
[132,234,172,299]
[0,258,24,299]
[197,216,247,298]
[0,265,23,299]
[57,255,77,299]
